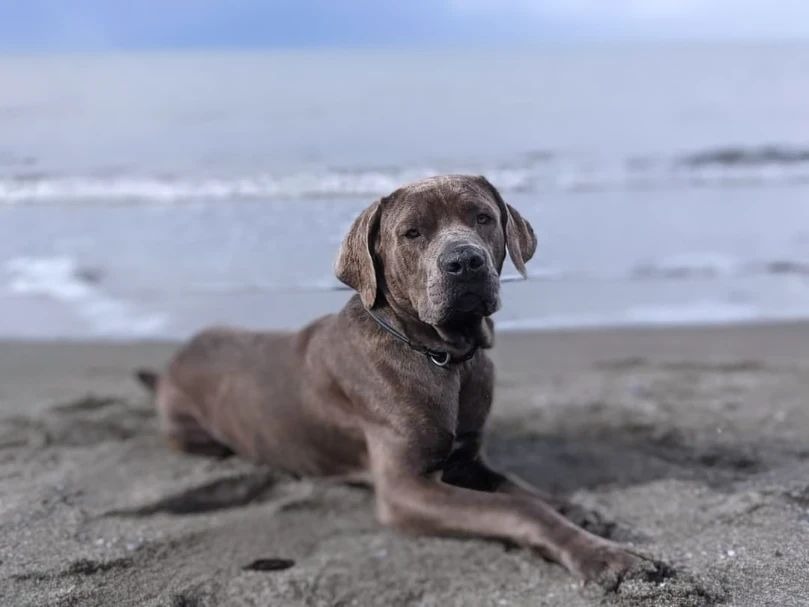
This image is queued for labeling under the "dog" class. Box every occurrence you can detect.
[137,175,646,585]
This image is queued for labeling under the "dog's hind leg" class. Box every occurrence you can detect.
[152,378,234,458]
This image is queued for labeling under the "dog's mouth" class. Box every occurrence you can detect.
[455,292,487,314]
[429,291,498,350]
[435,289,499,327]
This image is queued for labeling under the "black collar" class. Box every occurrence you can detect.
[366,308,478,368]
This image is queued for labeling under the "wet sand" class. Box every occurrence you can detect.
[1,322,809,606]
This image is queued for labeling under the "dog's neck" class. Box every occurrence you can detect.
[372,293,494,358]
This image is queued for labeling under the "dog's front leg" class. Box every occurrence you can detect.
[367,432,643,585]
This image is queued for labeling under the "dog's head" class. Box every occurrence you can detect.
[336,175,536,337]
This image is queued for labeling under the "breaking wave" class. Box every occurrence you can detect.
[4,256,167,337]
[3,144,809,205]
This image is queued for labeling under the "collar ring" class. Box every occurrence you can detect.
[428,351,452,367]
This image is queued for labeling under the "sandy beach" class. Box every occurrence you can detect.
[1,322,809,606]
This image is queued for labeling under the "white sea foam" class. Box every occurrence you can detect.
[497,300,766,331]
[4,153,809,206]
[0,169,454,204]
[4,257,167,337]
[621,301,760,325]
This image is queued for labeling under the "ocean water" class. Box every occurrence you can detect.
[1,45,809,339]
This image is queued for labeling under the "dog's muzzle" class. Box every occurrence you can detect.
[434,244,499,320]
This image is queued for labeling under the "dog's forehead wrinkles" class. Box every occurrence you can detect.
[386,176,494,223]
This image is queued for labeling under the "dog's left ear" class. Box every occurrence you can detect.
[335,199,382,309]
[476,176,537,277]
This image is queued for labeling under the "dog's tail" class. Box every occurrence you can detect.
[134,368,160,393]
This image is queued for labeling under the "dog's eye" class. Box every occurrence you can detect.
[476,213,492,225]
[404,228,421,239]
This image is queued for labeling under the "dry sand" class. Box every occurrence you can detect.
[1,322,809,606]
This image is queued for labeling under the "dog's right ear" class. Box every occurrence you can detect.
[335,199,382,309]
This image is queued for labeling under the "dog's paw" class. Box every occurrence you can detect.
[574,545,727,606]
[566,538,662,591]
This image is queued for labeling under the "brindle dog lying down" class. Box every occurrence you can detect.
[137,175,650,585]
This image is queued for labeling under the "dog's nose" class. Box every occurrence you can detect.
[440,246,486,278]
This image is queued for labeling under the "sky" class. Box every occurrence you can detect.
[1,0,808,52]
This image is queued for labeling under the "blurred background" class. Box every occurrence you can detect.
[1,0,808,339]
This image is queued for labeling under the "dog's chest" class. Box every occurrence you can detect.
[426,372,491,463]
